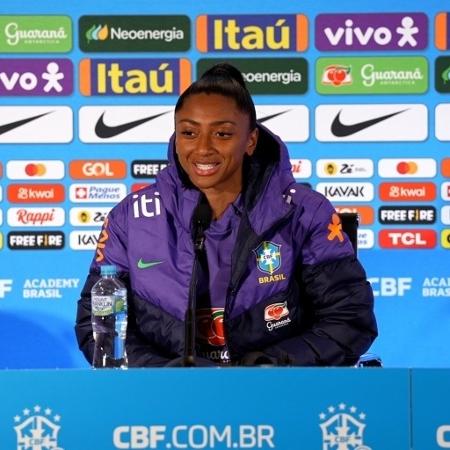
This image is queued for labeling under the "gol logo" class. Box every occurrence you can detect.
[396,161,418,175]
[197,308,225,346]
[379,229,436,248]
[70,160,126,179]
[264,302,289,321]
[442,158,450,177]
[334,206,374,225]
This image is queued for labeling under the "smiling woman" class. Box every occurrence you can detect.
[75,63,377,368]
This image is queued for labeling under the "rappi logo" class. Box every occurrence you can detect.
[0,59,73,95]
[69,160,127,179]
[315,13,428,51]
[196,14,308,52]
[7,184,65,203]
[197,308,225,346]
[7,207,65,227]
[79,58,191,95]
[379,229,437,249]
[290,158,312,179]
[379,182,436,201]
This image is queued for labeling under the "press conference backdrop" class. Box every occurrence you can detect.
[0,0,449,369]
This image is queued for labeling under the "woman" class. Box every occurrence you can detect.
[75,63,377,367]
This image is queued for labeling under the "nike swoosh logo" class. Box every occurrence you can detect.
[257,110,291,123]
[0,111,52,136]
[331,109,408,137]
[95,111,171,138]
[137,258,164,269]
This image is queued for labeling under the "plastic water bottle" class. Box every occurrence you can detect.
[91,264,128,369]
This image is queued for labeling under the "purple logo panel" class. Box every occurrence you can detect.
[315,13,428,51]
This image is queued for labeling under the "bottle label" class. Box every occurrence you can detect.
[115,296,127,313]
[92,295,114,316]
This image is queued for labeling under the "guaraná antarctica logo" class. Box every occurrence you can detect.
[319,403,371,450]
[14,405,63,449]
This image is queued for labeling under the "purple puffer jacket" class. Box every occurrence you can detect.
[75,124,377,367]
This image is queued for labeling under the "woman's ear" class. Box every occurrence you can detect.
[246,127,259,156]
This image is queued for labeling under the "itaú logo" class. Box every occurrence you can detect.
[437,425,450,448]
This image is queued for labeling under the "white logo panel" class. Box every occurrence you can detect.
[0,106,72,143]
[435,104,450,141]
[378,158,436,178]
[442,182,450,201]
[290,159,312,179]
[7,207,65,227]
[69,183,127,203]
[6,160,65,180]
[70,207,111,226]
[316,182,374,202]
[316,159,373,178]
[315,104,428,142]
[70,230,99,250]
[442,206,450,225]
[358,229,375,249]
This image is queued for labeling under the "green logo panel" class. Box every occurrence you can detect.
[316,56,428,94]
[79,16,190,52]
[436,56,450,93]
[197,58,307,94]
[0,16,72,52]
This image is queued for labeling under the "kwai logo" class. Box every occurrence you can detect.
[0,16,71,52]
[319,403,371,450]
[0,59,72,95]
[198,57,307,94]
[14,405,63,449]
[379,182,436,201]
[196,14,308,52]
[79,15,190,52]
[8,184,65,203]
[317,56,427,94]
[315,13,427,51]
[79,58,191,96]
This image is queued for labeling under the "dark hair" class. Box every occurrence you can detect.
[175,63,256,130]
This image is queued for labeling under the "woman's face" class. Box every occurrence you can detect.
[175,93,258,194]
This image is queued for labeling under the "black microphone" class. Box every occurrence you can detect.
[183,199,212,366]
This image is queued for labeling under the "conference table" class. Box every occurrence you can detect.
[0,368,447,449]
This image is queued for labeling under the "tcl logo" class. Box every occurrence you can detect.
[379,230,436,248]
[7,184,65,203]
[437,425,450,448]
[379,182,436,201]
[70,160,127,179]
[334,206,374,225]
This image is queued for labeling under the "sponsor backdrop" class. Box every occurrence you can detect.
[0,0,449,369]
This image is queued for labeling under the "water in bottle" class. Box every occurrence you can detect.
[91,264,128,369]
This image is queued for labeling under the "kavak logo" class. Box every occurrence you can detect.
[319,403,372,450]
[379,182,436,201]
[379,206,436,224]
[316,182,374,202]
[70,230,100,250]
[315,13,427,51]
[290,159,312,179]
[69,160,126,179]
[0,16,72,52]
[7,207,65,227]
[255,105,309,142]
[379,229,437,249]
[334,206,374,225]
[0,107,72,143]
[264,302,291,332]
[316,159,373,178]
[6,160,64,180]
[378,158,437,178]
[69,183,126,203]
[79,15,190,52]
[79,106,173,143]
[79,58,191,96]
[132,160,168,178]
[436,12,450,50]
[0,59,73,95]
[8,184,65,203]
[70,207,111,226]
[8,231,64,250]
[435,56,450,93]
[436,104,450,141]
[198,58,307,94]
[14,405,64,449]
[315,104,427,142]
[196,14,308,52]
[316,56,427,94]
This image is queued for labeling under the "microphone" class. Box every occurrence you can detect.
[192,201,212,252]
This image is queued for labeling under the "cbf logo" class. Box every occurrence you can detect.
[254,241,281,275]
[319,403,371,450]
[14,405,63,450]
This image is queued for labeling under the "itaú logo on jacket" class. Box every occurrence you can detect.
[264,302,291,332]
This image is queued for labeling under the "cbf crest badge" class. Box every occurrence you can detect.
[254,241,281,275]
[319,403,371,450]
[14,405,63,450]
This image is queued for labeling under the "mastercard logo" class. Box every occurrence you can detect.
[24,163,47,177]
[396,161,418,175]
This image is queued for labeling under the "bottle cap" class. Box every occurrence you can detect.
[100,265,117,276]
